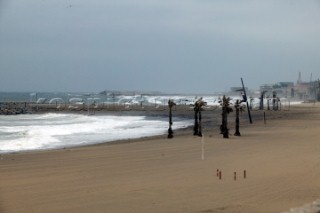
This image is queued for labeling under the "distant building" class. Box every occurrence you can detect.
[259,82,296,98]
[258,72,319,101]
[294,81,320,101]
[272,82,294,98]
[293,72,318,100]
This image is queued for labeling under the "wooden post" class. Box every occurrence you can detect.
[241,78,252,124]
[234,100,241,136]
[198,109,202,137]
[168,99,175,138]
[193,107,199,136]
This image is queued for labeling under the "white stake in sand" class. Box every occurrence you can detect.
[201,134,205,160]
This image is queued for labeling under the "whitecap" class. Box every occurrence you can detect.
[0,113,192,153]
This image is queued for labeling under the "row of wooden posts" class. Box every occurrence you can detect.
[167,95,246,139]
[216,169,247,180]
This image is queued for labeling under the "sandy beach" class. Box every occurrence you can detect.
[1,104,320,213]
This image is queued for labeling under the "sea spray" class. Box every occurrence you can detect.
[0,113,192,153]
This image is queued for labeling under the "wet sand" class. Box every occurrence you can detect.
[1,104,320,213]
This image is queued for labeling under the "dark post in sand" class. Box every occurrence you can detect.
[234,99,245,136]
[220,95,233,138]
[260,91,266,110]
[272,91,280,111]
[168,99,176,138]
[317,80,320,101]
[267,96,270,111]
[272,91,277,111]
[193,97,206,137]
[249,97,254,110]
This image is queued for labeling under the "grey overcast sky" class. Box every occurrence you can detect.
[0,0,319,93]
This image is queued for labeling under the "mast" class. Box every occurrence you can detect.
[241,78,252,124]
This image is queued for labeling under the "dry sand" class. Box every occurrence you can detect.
[1,104,320,213]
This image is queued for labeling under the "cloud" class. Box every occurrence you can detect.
[0,0,319,92]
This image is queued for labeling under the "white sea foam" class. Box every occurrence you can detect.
[0,113,192,153]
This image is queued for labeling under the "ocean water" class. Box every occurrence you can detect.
[0,92,298,153]
[0,113,192,153]
[0,92,233,154]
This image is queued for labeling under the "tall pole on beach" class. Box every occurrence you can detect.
[260,91,266,110]
[194,104,199,135]
[234,100,242,136]
[272,91,277,110]
[168,99,176,138]
[87,98,90,116]
[318,79,320,101]
[241,78,252,124]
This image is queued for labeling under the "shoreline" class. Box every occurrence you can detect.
[1,103,320,213]
[0,103,306,155]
